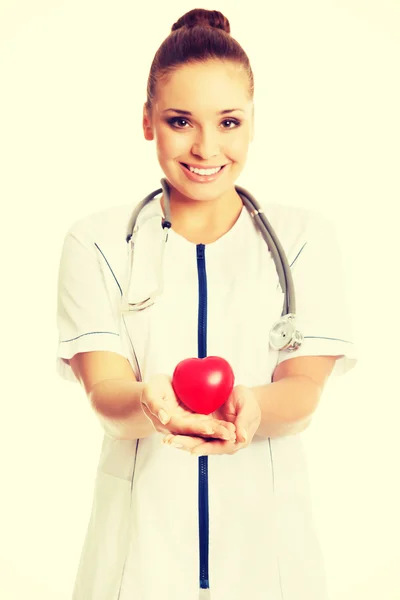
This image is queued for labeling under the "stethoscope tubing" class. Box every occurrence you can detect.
[125,179,295,315]
[234,184,294,315]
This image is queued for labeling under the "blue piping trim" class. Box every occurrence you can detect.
[289,242,307,268]
[304,336,353,344]
[94,242,123,296]
[60,331,119,343]
[196,244,210,591]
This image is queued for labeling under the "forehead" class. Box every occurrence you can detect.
[157,61,249,112]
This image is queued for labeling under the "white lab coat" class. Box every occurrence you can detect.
[56,187,357,600]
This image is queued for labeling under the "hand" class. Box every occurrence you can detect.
[162,385,261,456]
[140,374,236,442]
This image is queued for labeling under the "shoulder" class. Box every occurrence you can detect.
[263,201,311,232]
[258,200,332,259]
[65,203,134,244]
[265,200,330,234]
[63,194,163,247]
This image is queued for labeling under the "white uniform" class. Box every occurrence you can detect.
[56,187,357,600]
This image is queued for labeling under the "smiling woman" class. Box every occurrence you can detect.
[140,10,255,224]
[55,7,357,600]
[142,56,255,223]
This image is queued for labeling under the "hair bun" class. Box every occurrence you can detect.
[172,9,230,34]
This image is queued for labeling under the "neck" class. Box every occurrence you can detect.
[161,186,243,244]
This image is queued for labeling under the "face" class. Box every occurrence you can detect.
[143,60,254,205]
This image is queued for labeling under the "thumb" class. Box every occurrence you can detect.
[234,386,258,443]
[141,375,172,425]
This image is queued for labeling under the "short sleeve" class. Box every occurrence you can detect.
[275,212,358,377]
[56,227,127,383]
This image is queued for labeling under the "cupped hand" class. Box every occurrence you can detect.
[140,374,236,442]
[162,385,261,456]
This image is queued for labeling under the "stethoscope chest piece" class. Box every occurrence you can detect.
[269,313,304,352]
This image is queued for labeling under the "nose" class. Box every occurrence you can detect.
[191,127,220,159]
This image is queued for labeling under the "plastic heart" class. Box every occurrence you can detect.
[172,356,235,415]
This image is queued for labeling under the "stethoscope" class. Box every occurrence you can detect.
[121,177,303,354]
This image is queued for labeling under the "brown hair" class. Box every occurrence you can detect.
[145,8,254,115]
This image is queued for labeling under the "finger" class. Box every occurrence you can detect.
[141,402,167,432]
[163,433,248,456]
[167,411,235,440]
[234,387,259,443]
[201,422,236,441]
[163,429,237,453]
[174,408,236,440]
[190,439,241,456]
[235,424,248,445]
[212,420,237,439]
[162,433,206,452]
[141,390,171,425]
[163,434,238,456]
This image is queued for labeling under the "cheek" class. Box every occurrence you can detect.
[226,131,251,160]
[156,128,189,158]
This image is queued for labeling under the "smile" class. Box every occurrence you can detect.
[180,162,228,183]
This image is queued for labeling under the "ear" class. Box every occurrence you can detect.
[143,103,154,141]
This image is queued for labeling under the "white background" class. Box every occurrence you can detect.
[1,1,399,598]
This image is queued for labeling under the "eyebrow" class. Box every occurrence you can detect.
[163,108,244,115]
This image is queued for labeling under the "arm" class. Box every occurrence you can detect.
[252,355,338,438]
[58,230,234,441]
[70,351,236,442]
[70,351,154,440]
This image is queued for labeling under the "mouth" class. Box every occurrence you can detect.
[181,163,227,170]
[179,162,228,183]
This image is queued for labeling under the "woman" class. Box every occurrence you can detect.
[56,8,357,600]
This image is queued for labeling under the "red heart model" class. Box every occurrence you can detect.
[172,356,235,415]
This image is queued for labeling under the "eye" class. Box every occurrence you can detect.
[221,119,241,129]
[167,117,190,129]
[166,117,241,130]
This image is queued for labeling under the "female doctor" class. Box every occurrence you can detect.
[56,8,357,600]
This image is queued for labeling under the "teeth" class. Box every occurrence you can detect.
[188,165,222,176]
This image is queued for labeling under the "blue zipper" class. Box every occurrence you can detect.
[196,243,210,590]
